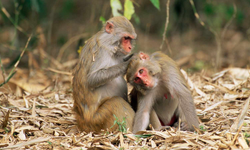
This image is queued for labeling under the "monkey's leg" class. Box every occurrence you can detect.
[173,119,193,131]
[98,97,135,132]
[76,97,135,132]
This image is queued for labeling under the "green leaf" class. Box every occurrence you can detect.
[150,0,160,10]
[110,0,122,17]
[124,0,134,20]
[134,134,152,138]
[99,16,106,24]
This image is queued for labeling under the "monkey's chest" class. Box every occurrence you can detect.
[153,93,178,126]
[95,76,127,101]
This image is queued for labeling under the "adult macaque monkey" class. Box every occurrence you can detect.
[73,16,137,132]
[127,51,199,133]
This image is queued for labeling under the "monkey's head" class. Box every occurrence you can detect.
[104,16,137,55]
[127,52,161,94]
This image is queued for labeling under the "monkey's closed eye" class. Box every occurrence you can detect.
[124,36,131,40]
[139,69,144,74]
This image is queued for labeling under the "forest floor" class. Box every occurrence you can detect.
[0,64,249,149]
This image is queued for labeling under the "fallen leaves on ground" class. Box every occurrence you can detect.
[0,67,249,149]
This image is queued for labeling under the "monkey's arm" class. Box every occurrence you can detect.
[88,61,129,88]
[151,52,199,130]
[163,69,199,130]
[133,93,155,134]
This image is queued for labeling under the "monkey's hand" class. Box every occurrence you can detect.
[123,53,134,62]
[88,60,131,88]
[173,120,190,131]
[155,125,171,131]
[180,122,191,131]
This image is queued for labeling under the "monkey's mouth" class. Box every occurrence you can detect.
[121,35,134,54]
[133,76,154,89]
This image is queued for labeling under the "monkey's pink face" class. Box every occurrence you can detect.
[121,34,134,54]
[134,67,154,88]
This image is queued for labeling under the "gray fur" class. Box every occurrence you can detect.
[128,51,199,133]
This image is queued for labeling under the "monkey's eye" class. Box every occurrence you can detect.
[124,36,131,40]
[139,69,144,74]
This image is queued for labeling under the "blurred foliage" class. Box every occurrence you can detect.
[124,0,134,20]
[110,0,135,20]
[99,16,106,24]
[18,0,46,20]
[0,0,249,69]
[1,1,248,40]
[110,0,122,17]
[192,60,205,72]
[59,0,75,19]
[203,2,242,32]
[150,0,160,10]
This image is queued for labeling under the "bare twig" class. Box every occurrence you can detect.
[231,122,244,145]
[221,3,237,40]
[2,137,51,149]
[0,1,28,36]
[57,33,89,62]
[2,109,11,128]
[189,1,238,70]
[230,96,250,132]
[0,57,6,81]
[189,0,221,70]
[0,35,32,87]
[48,0,59,45]
[215,36,222,70]
[160,0,171,51]
[47,68,72,76]
[189,0,218,36]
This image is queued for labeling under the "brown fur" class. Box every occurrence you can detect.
[73,16,136,132]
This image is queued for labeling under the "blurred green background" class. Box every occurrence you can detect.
[0,0,249,73]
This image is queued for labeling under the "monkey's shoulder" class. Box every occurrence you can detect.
[150,52,178,70]
[151,51,175,63]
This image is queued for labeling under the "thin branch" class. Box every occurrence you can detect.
[160,0,170,50]
[189,0,222,70]
[0,57,6,81]
[47,68,72,76]
[0,35,32,87]
[189,0,218,37]
[0,1,28,36]
[221,3,237,40]
[57,33,89,62]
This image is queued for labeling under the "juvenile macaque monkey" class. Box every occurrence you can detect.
[127,51,199,133]
[73,16,137,132]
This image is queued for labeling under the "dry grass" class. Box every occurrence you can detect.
[0,67,249,149]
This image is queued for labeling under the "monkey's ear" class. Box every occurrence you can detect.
[105,22,114,34]
[139,52,149,60]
